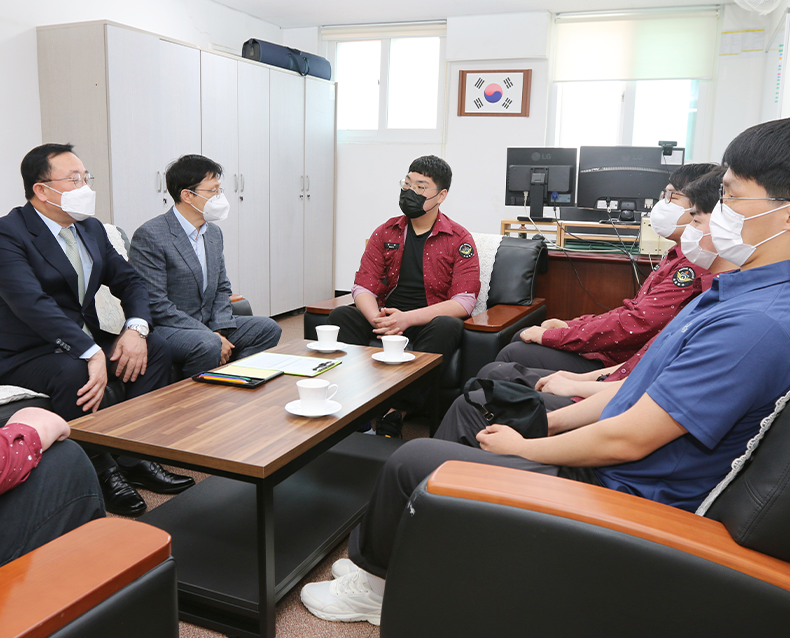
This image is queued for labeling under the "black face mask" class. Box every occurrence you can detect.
[400,189,437,219]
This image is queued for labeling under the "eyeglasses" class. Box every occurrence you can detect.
[718,183,790,203]
[400,178,439,196]
[659,189,685,204]
[42,172,94,188]
[192,187,224,197]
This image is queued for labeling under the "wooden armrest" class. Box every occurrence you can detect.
[464,299,546,333]
[305,293,355,315]
[0,518,172,638]
[427,461,790,593]
[230,294,245,303]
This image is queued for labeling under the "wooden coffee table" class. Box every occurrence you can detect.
[69,340,441,638]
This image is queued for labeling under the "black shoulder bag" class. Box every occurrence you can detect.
[463,377,548,439]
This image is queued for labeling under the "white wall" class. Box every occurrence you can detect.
[0,0,280,213]
[708,4,778,162]
[333,12,551,290]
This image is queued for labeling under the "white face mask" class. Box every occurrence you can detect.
[680,224,717,270]
[709,201,790,267]
[44,184,97,222]
[650,199,690,239]
[189,191,230,223]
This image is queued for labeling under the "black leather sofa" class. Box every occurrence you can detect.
[380,394,790,637]
[0,518,178,638]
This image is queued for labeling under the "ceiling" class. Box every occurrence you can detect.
[213,0,729,29]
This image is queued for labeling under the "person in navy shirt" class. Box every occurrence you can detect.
[300,118,790,626]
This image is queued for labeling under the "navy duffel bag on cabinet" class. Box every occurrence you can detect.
[241,38,332,80]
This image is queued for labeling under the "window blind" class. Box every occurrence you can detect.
[554,10,719,82]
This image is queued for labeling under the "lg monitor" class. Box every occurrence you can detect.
[576,146,685,219]
[505,147,578,219]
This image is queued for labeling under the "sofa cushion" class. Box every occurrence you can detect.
[487,236,547,308]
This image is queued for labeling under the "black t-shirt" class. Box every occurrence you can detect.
[384,222,432,311]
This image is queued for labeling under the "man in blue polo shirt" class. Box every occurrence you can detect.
[299,118,790,626]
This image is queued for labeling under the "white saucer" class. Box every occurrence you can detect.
[372,352,416,365]
[307,341,347,354]
[285,399,342,418]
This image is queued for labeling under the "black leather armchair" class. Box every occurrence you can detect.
[304,235,548,422]
[0,518,178,638]
[381,397,790,637]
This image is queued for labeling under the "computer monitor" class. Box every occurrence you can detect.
[576,146,685,218]
[505,147,578,218]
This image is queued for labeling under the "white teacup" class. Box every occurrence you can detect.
[297,378,338,410]
[316,325,340,346]
[381,335,409,359]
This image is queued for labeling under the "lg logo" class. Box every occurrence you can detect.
[620,153,644,162]
[531,152,552,161]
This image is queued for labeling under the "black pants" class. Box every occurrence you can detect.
[328,305,464,415]
[347,422,601,579]
[0,332,172,473]
[496,339,605,375]
[0,439,105,566]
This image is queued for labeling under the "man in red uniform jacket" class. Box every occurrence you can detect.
[496,163,720,374]
[328,156,480,437]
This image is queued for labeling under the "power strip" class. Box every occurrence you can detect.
[639,216,676,255]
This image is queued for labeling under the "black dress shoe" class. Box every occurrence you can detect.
[119,461,195,495]
[98,466,147,517]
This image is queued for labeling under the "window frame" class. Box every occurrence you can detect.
[324,32,447,144]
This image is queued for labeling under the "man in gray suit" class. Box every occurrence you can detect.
[129,155,281,377]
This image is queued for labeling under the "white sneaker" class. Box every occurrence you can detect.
[331,558,359,579]
[301,570,383,625]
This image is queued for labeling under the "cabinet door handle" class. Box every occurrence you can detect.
[305,175,310,192]
[240,174,245,193]
[234,174,238,193]
[156,171,161,192]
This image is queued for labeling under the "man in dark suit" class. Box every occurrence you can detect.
[129,154,281,378]
[0,143,194,516]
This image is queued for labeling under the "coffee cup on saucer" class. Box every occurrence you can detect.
[381,335,409,360]
[310,325,344,353]
[297,378,338,411]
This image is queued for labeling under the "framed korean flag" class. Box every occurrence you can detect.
[458,69,532,117]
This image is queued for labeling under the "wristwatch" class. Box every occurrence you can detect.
[127,324,149,339]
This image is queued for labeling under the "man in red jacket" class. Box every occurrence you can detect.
[496,163,720,374]
[0,407,104,566]
[328,156,480,437]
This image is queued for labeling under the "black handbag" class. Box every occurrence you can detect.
[241,39,332,80]
[463,377,548,439]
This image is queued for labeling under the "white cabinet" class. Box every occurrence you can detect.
[270,73,337,315]
[304,78,337,306]
[200,51,272,317]
[269,71,306,316]
[38,23,202,231]
[237,62,272,317]
[38,21,334,318]
[200,52,241,297]
[159,40,202,210]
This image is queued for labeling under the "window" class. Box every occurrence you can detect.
[550,9,717,161]
[323,23,446,142]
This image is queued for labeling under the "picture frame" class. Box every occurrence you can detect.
[458,69,532,117]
